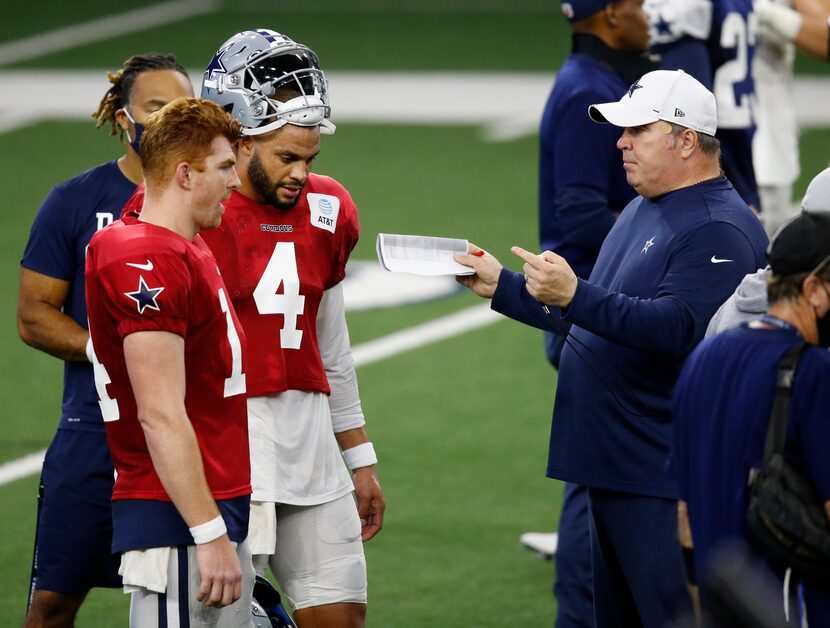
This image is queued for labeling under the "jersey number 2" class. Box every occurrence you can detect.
[714,11,757,129]
[253,242,306,350]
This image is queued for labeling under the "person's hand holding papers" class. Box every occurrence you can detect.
[454,243,578,306]
[453,243,503,299]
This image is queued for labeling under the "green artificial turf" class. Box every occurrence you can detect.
[2,2,830,625]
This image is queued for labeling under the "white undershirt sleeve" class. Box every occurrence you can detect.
[317,283,366,433]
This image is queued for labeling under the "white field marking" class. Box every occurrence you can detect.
[0,0,220,67]
[352,302,501,366]
[343,261,462,311]
[0,303,502,487]
[2,70,830,140]
[231,0,558,13]
[0,70,552,139]
[0,450,46,486]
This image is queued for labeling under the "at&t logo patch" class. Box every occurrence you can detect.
[308,193,340,233]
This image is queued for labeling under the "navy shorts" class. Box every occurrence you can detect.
[33,428,121,593]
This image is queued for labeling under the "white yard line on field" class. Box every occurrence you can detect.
[0,69,553,139]
[0,450,46,486]
[3,69,830,140]
[351,302,500,365]
[0,0,220,67]
[0,302,502,487]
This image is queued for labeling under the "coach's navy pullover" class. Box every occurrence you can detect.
[493,177,768,498]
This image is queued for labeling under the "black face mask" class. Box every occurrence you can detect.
[814,284,830,348]
[816,310,830,348]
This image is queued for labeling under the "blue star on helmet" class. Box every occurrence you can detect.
[125,276,165,315]
[204,47,229,80]
[627,80,643,98]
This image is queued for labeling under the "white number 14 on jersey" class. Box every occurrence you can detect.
[253,242,306,350]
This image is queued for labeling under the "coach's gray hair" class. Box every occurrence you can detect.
[668,122,720,157]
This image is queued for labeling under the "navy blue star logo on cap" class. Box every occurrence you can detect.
[654,14,672,36]
[627,80,643,98]
[125,276,165,315]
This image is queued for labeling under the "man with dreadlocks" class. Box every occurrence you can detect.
[17,53,191,627]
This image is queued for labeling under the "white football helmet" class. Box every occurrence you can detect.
[202,28,335,136]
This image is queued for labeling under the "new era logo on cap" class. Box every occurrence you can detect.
[587,70,717,136]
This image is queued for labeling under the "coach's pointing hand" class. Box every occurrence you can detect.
[512,246,578,308]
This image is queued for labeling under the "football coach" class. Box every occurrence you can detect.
[455,69,768,627]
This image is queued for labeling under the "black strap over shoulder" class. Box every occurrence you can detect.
[762,342,810,463]
[746,340,830,584]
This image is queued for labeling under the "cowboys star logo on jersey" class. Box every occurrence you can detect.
[125,276,164,314]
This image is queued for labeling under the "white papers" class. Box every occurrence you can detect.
[376,233,474,276]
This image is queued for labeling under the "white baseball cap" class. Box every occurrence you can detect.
[588,69,717,136]
[801,166,830,213]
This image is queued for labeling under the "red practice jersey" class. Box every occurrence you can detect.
[85,212,251,502]
[200,173,360,397]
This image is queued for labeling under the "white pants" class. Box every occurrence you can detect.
[249,493,367,610]
[760,183,797,237]
[125,541,255,628]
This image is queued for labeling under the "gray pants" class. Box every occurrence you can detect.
[128,541,255,628]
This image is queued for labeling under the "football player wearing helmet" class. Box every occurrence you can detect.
[201,29,384,628]
[18,53,192,627]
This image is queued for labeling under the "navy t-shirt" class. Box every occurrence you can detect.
[672,324,830,576]
[20,160,135,431]
[493,177,768,498]
[538,52,635,280]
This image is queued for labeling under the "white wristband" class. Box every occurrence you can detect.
[756,2,803,41]
[189,515,227,545]
[342,442,377,470]
[85,336,95,363]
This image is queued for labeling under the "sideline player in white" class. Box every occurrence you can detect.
[752,0,799,235]
[753,0,830,233]
[201,29,384,627]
